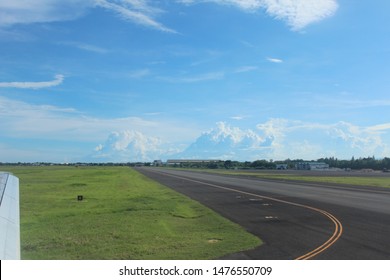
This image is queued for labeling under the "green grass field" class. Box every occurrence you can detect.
[2,166,261,260]
[196,169,390,188]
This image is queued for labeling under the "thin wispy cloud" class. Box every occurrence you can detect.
[59,41,109,54]
[95,0,176,33]
[1,0,338,32]
[177,0,262,11]
[0,74,64,89]
[307,95,390,110]
[0,0,175,33]
[0,96,200,143]
[180,71,225,83]
[160,71,225,83]
[240,40,256,48]
[0,0,92,26]
[235,66,258,73]
[128,68,151,79]
[178,0,339,30]
[266,57,283,63]
[367,123,390,132]
[230,116,246,120]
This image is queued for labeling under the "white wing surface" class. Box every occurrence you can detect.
[0,172,20,260]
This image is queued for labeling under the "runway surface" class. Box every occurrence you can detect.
[136,167,390,260]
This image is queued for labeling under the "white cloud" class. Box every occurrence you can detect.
[182,72,225,82]
[2,96,390,162]
[59,41,109,54]
[256,118,389,160]
[0,74,64,89]
[91,130,163,162]
[160,71,225,83]
[91,120,390,162]
[234,66,258,73]
[262,0,338,30]
[0,96,200,143]
[266,57,283,63]
[95,0,176,33]
[0,0,93,26]
[178,0,338,30]
[213,0,263,10]
[257,118,289,138]
[0,0,175,33]
[208,122,253,143]
[0,0,338,33]
[128,68,151,79]
[0,97,153,141]
[313,95,390,109]
[367,123,390,132]
[178,122,267,160]
[230,115,246,120]
[328,121,385,153]
[177,0,262,11]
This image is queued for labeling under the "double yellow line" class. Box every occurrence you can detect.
[155,170,343,260]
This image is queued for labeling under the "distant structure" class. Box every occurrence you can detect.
[295,162,329,170]
[166,159,222,165]
[276,164,288,170]
[153,160,163,166]
[0,172,20,260]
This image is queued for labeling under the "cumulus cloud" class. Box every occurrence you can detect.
[0,96,199,144]
[328,121,385,153]
[178,120,384,161]
[2,93,389,162]
[177,122,268,160]
[256,118,390,159]
[0,74,64,89]
[92,130,163,162]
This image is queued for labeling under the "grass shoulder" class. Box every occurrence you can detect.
[2,165,260,259]
[165,167,390,188]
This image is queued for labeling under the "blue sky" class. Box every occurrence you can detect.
[1,0,390,162]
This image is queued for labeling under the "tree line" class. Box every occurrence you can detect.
[1,156,389,171]
[169,157,390,171]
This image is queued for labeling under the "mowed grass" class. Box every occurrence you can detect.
[205,170,390,188]
[2,166,261,260]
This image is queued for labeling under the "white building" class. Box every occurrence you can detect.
[166,159,221,165]
[295,162,329,170]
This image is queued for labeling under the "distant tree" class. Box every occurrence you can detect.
[250,160,275,169]
[224,160,233,169]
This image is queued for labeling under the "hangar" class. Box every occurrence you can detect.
[295,162,329,170]
[166,159,222,165]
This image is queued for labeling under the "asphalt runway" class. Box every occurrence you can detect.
[136,167,390,260]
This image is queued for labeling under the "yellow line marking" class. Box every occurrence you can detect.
[154,170,343,260]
